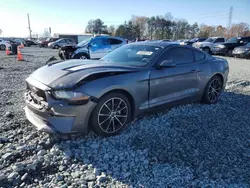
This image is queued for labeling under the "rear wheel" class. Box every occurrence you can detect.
[202,75,223,104]
[91,92,132,136]
[0,44,6,51]
[226,49,233,57]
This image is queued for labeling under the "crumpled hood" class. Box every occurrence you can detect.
[28,59,139,90]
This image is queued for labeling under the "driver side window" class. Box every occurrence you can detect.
[59,39,65,43]
[158,47,194,65]
[90,38,104,48]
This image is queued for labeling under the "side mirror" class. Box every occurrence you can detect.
[159,60,176,68]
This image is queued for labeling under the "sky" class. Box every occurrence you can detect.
[0,0,249,37]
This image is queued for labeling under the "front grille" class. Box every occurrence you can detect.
[26,82,47,102]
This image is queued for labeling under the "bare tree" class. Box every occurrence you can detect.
[42,28,51,38]
[108,25,115,36]
[227,22,249,37]
[133,16,148,39]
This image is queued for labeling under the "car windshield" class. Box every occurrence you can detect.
[204,38,215,42]
[100,44,163,66]
[246,43,250,47]
[189,38,198,42]
[55,39,62,43]
[225,37,239,43]
[76,37,92,47]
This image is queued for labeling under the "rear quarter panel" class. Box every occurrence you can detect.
[196,57,229,98]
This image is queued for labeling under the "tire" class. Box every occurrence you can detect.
[226,49,233,57]
[202,75,223,104]
[58,50,65,60]
[91,92,132,137]
[0,44,6,51]
[54,45,59,49]
[203,47,211,54]
[74,53,89,59]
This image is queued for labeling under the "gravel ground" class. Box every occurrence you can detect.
[0,47,250,188]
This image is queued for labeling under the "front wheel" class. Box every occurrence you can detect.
[203,47,211,54]
[74,53,89,59]
[0,44,6,51]
[54,45,59,49]
[202,75,223,104]
[91,92,132,136]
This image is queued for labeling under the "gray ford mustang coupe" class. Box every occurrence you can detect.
[24,41,229,136]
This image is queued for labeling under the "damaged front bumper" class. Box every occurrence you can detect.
[24,77,97,134]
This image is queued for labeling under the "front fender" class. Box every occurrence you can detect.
[78,70,150,112]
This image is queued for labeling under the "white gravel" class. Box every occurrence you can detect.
[0,48,250,188]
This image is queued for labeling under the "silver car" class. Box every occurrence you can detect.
[193,37,226,54]
[24,42,229,136]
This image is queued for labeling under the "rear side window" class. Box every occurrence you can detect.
[109,38,123,45]
[215,38,225,42]
[159,47,194,65]
[240,37,250,43]
[91,38,106,47]
[194,50,205,62]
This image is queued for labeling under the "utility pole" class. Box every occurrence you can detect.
[27,13,32,38]
[227,6,233,36]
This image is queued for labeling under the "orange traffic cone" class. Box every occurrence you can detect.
[17,47,23,61]
[6,47,10,55]
[20,43,24,48]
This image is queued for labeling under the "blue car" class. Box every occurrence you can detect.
[59,35,126,60]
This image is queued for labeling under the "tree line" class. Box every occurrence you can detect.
[85,13,250,40]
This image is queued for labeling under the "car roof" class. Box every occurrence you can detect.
[129,41,180,48]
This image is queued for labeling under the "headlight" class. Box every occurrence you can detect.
[218,44,225,48]
[53,90,89,102]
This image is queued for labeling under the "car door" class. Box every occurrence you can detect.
[89,38,109,59]
[58,39,66,46]
[149,47,200,107]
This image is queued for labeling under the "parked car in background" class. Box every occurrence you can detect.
[14,38,29,46]
[212,36,250,56]
[232,42,250,59]
[24,41,229,136]
[25,39,38,46]
[183,37,207,46]
[161,39,173,42]
[39,38,59,48]
[48,38,76,49]
[0,38,11,50]
[179,39,189,45]
[193,37,226,54]
[58,36,126,60]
